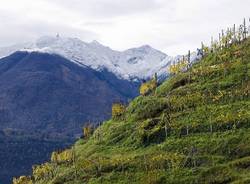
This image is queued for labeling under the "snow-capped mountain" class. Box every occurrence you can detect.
[0,35,199,80]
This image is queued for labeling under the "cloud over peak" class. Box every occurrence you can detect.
[0,0,249,55]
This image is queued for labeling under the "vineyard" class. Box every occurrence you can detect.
[13,20,250,184]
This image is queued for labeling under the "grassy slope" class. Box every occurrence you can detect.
[32,39,249,184]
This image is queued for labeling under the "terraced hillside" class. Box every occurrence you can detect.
[14,37,250,184]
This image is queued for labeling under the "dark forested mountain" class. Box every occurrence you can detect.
[0,51,139,183]
[0,51,139,137]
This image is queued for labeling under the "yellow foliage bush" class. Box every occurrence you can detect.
[82,125,93,139]
[51,149,73,164]
[13,176,32,184]
[139,80,157,96]
[169,60,188,75]
[112,103,126,118]
[32,162,53,181]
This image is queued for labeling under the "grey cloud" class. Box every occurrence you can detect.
[46,0,162,18]
[83,20,115,27]
[0,13,98,47]
[0,0,250,55]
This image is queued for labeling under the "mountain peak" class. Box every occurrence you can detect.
[138,44,152,50]
[90,40,101,45]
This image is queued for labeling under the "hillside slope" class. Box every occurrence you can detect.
[16,38,250,184]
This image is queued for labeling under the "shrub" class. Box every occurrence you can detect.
[51,149,73,164]
[82,124,94,139]
[127,96,168,121]
[13,176,32,184]
[140,79,157,96]
[138,118,166,145]
[112,103,126,119]
[32,162,54,181]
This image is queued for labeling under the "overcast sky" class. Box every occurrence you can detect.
[0,0,249,55]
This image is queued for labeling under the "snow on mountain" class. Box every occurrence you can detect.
[0,35,199,80]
